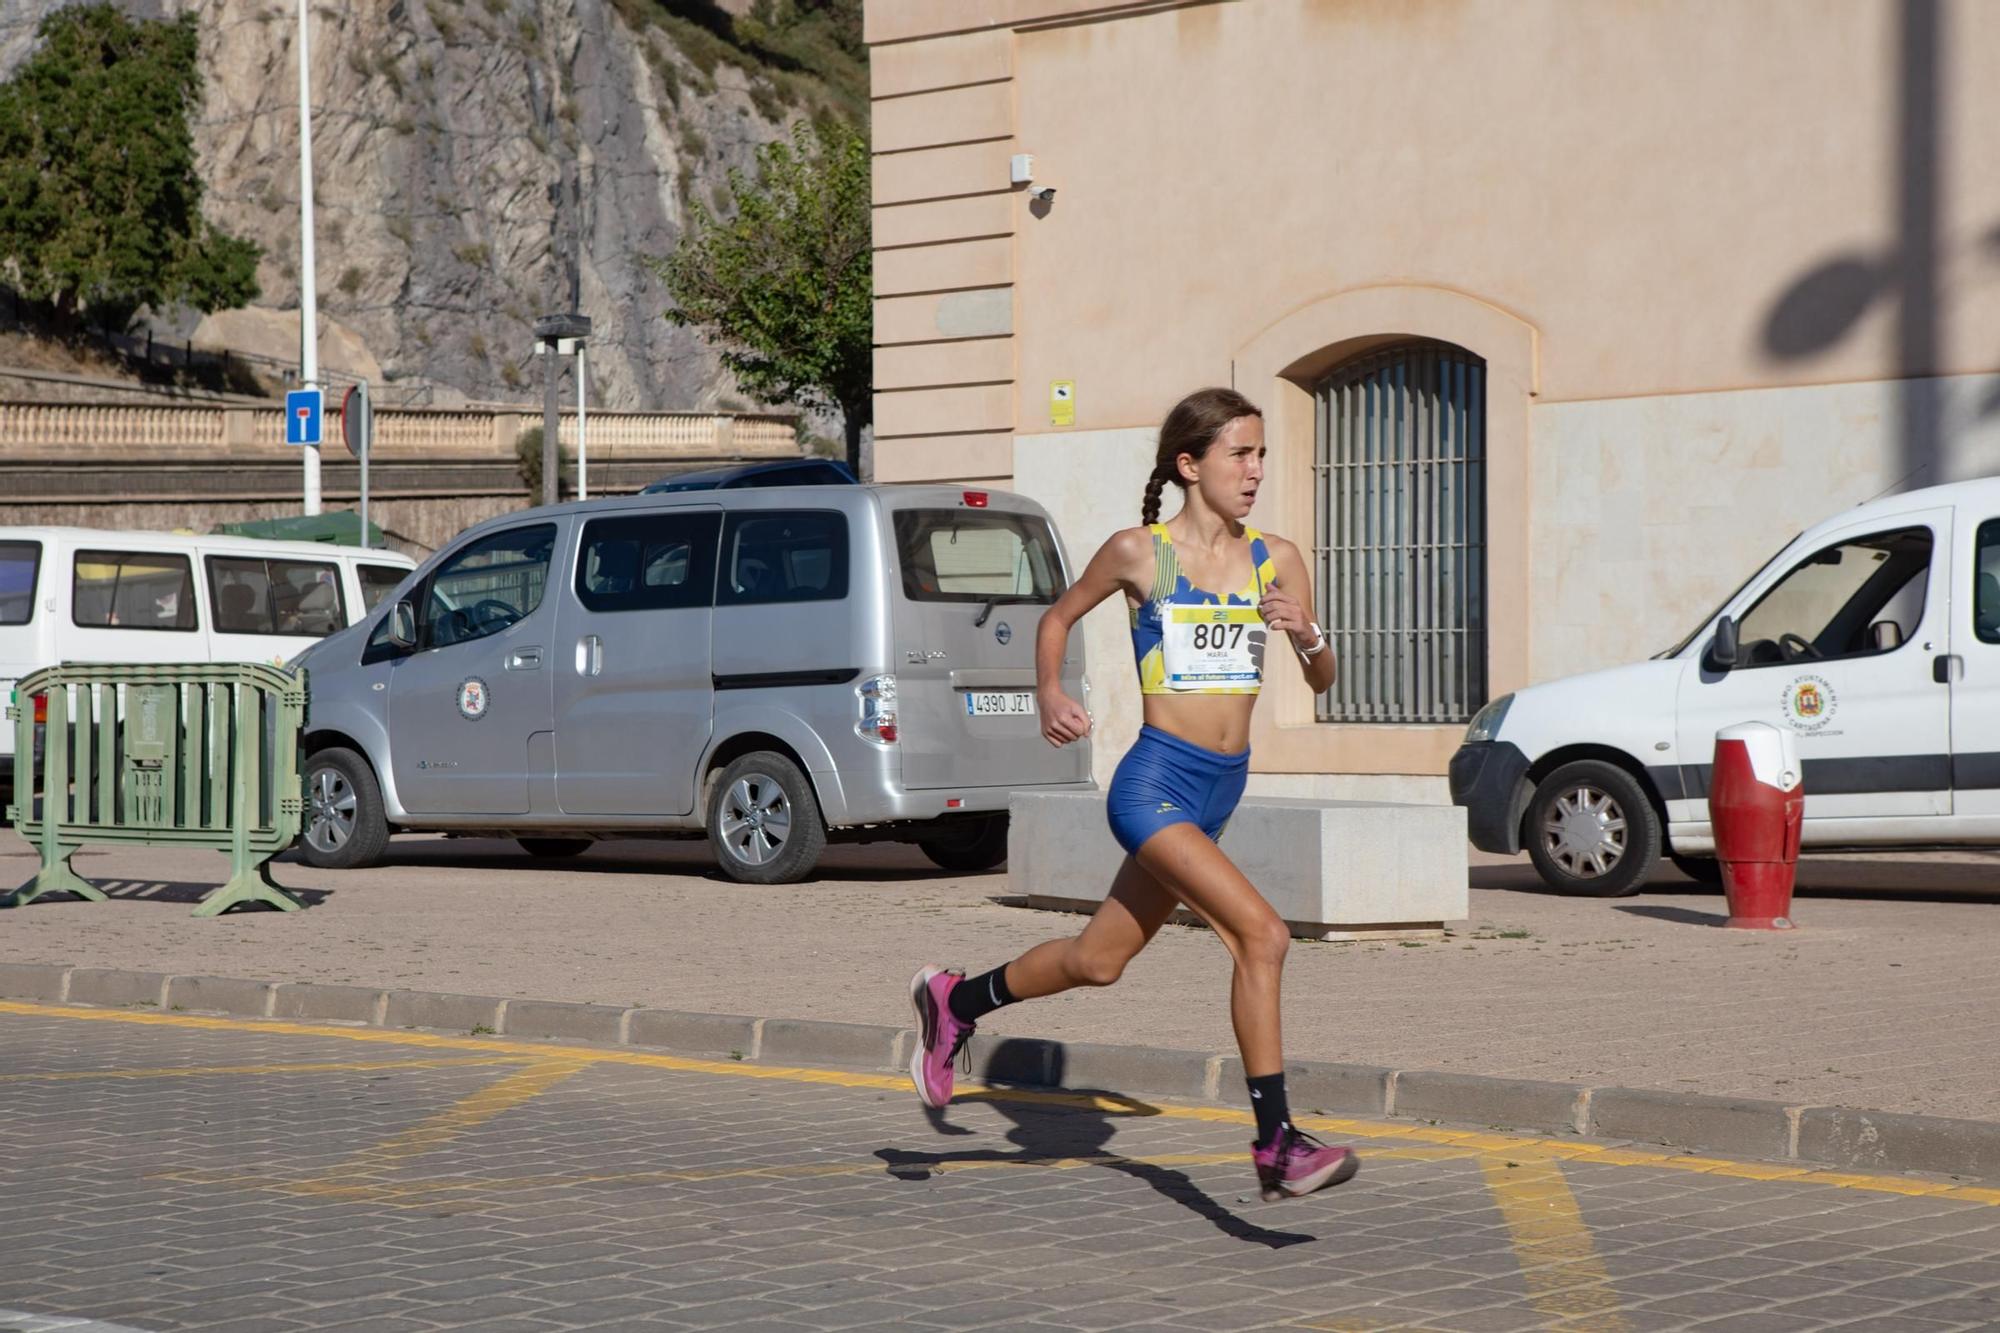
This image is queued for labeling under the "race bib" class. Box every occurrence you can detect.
[1161,605,1265,689]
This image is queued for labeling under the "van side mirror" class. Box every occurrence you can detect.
[388,599,417,650]
[1709,615,1740,670]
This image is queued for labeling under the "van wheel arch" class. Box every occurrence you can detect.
[700,732,828,830]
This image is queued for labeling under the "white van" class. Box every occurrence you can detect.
[1450,476,2000,896]
[0,527,416,790]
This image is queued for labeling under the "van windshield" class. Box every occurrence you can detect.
[892,510,1066,604]
[1654,532,1799,660]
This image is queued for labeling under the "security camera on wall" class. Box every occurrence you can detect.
[1030,186,1056,202]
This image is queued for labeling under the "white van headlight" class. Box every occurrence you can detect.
[856,674,898,745]
[1463,694,1513,744]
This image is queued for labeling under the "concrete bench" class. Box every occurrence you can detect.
[1008,790,1468,941]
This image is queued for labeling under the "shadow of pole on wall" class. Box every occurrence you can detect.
[1762,0,1948,491]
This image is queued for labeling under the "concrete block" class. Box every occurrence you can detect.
[1212,1057,1393,1117]
[758,1018,900,1069]
[384,990,506,1035]
[1396,1071,1587,1135]
[0,962,70,1001]
[165,975,274,1018]
[501,999,629,1045]
[1047,1040,1215,1101]
[272,983,384,1024]
[1796,1106,2000,1180]
[627,1009,759,1059]
[1012,790,1466,937]
[67,968,169,1008]
[1588,1087,1794,1160]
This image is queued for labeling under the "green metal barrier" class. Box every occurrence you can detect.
[4,663,308,916]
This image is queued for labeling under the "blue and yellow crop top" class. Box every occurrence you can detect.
[1130,523,1278,696]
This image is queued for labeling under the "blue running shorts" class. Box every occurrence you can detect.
[1105,724,1251,856]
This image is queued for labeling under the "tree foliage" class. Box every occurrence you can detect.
[653,118,871,471]
[0,4,260,329]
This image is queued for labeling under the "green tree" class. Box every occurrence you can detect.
[652,119,871,474]
[0,5,260,330]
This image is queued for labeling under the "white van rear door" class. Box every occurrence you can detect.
[1674,508,1952,823]
[1951,512,2000,817]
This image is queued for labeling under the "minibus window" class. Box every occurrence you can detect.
[718,511,848,606]
[357,563,411,611]
[72,550,197,631]
[1976,519,2000,645]
[576,511,720,612]
[892,510,1065,604]
[0,541,39,625]
[208,556,346,637]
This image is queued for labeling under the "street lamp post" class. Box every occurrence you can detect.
[296,0,321,516]
[532,313,592,507]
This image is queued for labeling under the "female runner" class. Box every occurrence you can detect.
[908,386,1357,1201]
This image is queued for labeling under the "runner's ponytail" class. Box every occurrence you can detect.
[1140,466,1171,525]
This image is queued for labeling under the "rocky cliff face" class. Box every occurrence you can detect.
[1,0,827,413]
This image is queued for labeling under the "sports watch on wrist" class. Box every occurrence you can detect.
[1298,622,1329,657]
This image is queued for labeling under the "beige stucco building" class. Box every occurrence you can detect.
[864,0,2000,796]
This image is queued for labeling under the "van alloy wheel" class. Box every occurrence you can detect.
[306,765,358,854]
[718,772,792,867]
[1541,783,1626,879]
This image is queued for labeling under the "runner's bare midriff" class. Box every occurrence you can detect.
[1142,692,1255,755]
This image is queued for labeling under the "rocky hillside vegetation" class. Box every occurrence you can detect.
[0,0,865,412]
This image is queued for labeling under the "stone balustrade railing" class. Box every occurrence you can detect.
[0,401,799,462]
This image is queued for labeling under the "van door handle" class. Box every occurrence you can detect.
[1934,653,1962,684]
[575,635,603,677]
[506,648,543,671]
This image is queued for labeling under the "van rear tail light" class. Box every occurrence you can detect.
[856,674,898,745]
[31,692,46,725]
[962,490,989,508]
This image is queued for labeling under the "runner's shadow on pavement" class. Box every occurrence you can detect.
[875,1040,1315,1249]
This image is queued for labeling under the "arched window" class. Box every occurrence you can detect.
[1314,339,1487,723]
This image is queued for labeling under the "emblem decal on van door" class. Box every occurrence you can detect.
[1780,674,1838,735]
[994,621,1012,645]
[456,676,491,721]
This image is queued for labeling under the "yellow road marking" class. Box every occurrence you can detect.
[0,1056,535,1082]
[3,1000,1994,1207]
[1481,1156,1630,1332]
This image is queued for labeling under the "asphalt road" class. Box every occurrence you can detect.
[3,1003,2000,1332]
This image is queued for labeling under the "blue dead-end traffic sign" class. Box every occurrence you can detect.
[285,388,323,446]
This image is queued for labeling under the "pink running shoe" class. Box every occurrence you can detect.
[908,965,974,1108]
[1253,1128,1359,1201]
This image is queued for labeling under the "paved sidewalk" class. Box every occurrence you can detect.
[7,1004,2000,1332]
[2,830,1998,1121]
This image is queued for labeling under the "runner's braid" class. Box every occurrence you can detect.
[1140,465,1171,525]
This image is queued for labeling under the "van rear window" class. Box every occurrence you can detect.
[208,556,347,638]
[0,541,39,625]
[719,511,848,606]
[892,510,1065,604]
[72,550,198,631]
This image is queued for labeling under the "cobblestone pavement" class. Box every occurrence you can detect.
[6,832,2000,1119]
[5,1006,2000,1332]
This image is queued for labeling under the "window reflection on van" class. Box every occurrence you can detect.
[577,511,720,613]
[893,510,1064,603]
[209,556,347,637]
[0,542,39,626]
[72,550,198,631]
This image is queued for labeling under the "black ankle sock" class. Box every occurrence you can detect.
[948,965,1017,1025]
[1247,1072,1290,1147]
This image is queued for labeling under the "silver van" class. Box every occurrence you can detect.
[290,484,1093,882]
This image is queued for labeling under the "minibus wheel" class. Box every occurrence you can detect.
[1524,759,1659,897]
[707,751,826,884]
[300,746,389,870]
[518,838,593,859]
[918,815,1009,873]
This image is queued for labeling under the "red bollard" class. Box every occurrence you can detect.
[1708,722,1804,929]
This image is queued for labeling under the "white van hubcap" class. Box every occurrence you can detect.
[720,774,791,866]
[306,768,356,853]
[1543,785,1626,878]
